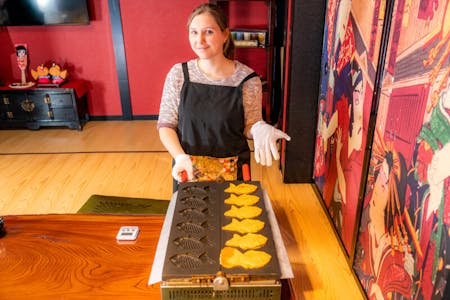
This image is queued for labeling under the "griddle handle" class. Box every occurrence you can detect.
[242,163,251,181]
[181,170,188,182]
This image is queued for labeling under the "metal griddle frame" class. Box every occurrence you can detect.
[161,181,281,299]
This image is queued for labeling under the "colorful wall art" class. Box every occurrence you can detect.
[314,0,386,256]
[315,0,450,298]
[352,0,450,299]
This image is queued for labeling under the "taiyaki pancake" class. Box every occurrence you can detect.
[224,183,257,195]
[220,247,272,269]
[222,218,264,234]
[225,233,268,250]
[224,194,260,206]
[224,205,262,219]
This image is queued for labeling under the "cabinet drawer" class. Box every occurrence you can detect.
[52,108,77,120]
[3,94,34,120]
[46,94,73,107]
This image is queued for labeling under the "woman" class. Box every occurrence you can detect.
[158,3,290,183]
[354,144,414,299]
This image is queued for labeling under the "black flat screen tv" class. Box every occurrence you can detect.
[0,0,90,26]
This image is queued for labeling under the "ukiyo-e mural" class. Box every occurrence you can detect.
[313,0,386,256]
[352,0,450,299]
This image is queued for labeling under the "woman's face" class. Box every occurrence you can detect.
[370,160,390,215]
[351,80,364,149]
[188,12,228,60]
[17,49,26,57]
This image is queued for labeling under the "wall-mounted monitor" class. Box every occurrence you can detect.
[0,0,90,26]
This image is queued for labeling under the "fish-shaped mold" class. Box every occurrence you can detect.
[179,196,209,209]
[173,236,212,249]
[180,185,211,195]
[176,220,212,234]
[178,207,210,220]
[170,252,215,269]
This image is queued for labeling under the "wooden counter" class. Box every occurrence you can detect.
[0,213,294,300]
[0,214,164,299]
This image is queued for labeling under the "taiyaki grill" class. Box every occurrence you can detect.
[161,181,281,300]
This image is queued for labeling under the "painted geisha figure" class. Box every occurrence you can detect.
[15,44,28,84]
[16,44,27,69]
[313,97,328,190]
[408,85,450,299]
[354,136,414,299]
[315,0,353,205]
[319,0,364,248]
[329,61,368,249]
[407,4,450,296]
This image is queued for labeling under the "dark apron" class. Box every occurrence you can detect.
[177,62,257,180]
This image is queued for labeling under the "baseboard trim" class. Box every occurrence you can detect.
[89,115,158,121]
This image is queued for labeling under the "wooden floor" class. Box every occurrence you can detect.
[0,121,365,299]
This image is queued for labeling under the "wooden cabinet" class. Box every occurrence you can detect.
[0,80,89,130]
[210,0,277,123]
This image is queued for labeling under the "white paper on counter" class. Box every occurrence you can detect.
[148,191,177,285]
[263,189,294,279]
[148,188,294,285]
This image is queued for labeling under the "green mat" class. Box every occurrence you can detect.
[77,194,169,214]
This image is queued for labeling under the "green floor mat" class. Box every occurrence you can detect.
[77,194,169,214]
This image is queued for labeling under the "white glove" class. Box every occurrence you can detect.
[251,121,291,166]
[172,154,194,182]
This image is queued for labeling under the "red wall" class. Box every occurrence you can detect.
[120,0,203,116]
[0,0,122,116]
[0,0,267,117]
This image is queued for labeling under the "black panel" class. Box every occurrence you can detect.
[282,0,326,183]
[0,0,90,26]
[108,0,132,120]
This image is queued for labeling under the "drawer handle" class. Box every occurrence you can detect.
[3,97,9,105]
[21,99,35,112]
[7,111,13,119]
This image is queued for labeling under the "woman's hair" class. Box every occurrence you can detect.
[372,150,407,232]
[15,45,27,55]
[348,60,363,136]
[187,3,235,60]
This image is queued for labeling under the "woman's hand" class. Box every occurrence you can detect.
[172,154,194,182]
[251,121,291,166]
[159,127,193,181]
